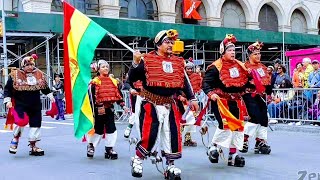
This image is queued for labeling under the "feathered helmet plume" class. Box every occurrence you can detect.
[154,29,179,45]
[21,54,38,67]
[247,41,263,56]
[219,34,237,55]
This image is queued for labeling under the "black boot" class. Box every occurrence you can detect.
[105,147,118,160]
[87,143,94,158]
[228,153,245,167]
[164,161,181,180]
[239,141,249,153]
[207,146,219,163]
[29,141,44,156]
[254,140,271,154]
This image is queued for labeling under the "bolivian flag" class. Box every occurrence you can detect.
[63,1,106,138]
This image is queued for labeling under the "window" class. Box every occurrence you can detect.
[120,0,158,20]
[221,0,246,29]
[258,4,278,32]
[51,0,63,12]
[12,0,24,12]
[290,9,307,33]
[51,0,99,15]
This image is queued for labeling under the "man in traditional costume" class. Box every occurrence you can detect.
[4,54,54,156]
[129,29,199,179]
[86,60,124,160]
[240,41,272,154]
[203,34,248,167]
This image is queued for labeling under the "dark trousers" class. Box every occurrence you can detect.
[242,94,268,127]
[94,108,116,135]
[136,101,182,161]
[15,104,42,127]
[55,98,65,119]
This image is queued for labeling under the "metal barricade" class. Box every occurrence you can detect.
[0,96,52,117]
[114,90,131,122]
[268,88,320,125]
[41,95,52,115]
[0,99,6,117]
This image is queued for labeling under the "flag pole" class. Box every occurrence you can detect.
[106,32,135,53]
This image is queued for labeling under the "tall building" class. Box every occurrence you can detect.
[1,0,320,78]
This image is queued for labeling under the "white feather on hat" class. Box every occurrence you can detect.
[185,62,195,68]
[97,60,109,69]
[154,30,167,44]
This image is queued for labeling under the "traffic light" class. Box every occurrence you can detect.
[0,21,3,37]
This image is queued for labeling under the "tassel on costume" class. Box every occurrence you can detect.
[251,70,265,97]
[217,98,244,131]
[12,108,29,127]
[45,102,58,118]
[5,107,15,129]
[194,100,210,126]
[102,128,106,139]
[82,135,87,142]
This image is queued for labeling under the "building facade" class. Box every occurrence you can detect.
[1,0,320,80]
[2,0,320,34]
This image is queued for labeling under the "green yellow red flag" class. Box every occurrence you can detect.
[63,1,106,138]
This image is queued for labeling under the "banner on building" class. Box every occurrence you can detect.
[183,0,202,20]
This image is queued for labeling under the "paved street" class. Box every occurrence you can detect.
[0,117,319,180]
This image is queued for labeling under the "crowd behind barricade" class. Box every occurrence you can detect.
[266,57,320,126]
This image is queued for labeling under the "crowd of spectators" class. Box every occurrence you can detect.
[267,57,320,125]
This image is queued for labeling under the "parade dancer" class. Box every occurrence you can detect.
[4,54,54,156]
[86,60,124,159]
[129,29,199,179]
[203,34,248,167]
[240,41,272,154]
[180,62,202,147]
[123,80,143,138]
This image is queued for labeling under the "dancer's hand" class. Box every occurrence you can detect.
[49,97,55,103]
[133,50,145,64]
[47,93,55,102]
[210,93,219,101]
[190,100,199,112]
[6,102,12,109]
[124,107,130,113]
[129,89,139,95]
[247,68,252,74]
[178,95,187,102]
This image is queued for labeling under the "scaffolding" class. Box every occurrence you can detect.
[0,32,54,87]
[1,33,291,84]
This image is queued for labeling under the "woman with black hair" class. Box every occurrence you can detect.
[86,60,125,159]
[274,65,291,88]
